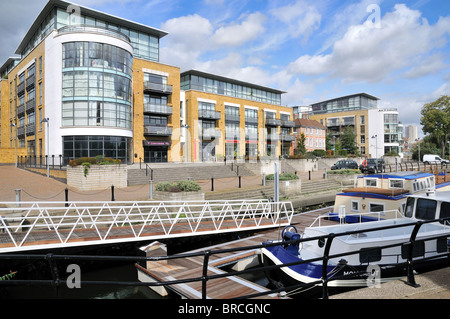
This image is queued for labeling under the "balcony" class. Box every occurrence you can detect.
[143,82,173,95]
[17,81,25,96]
[17,104,25,117]
[26,123,35,136]
[26,74,35,90]
[202,128,221,140]
[327,119,340,127]
[144,103,173,116]
[245,133,258,140]
[245,117,258,124]
[266,134,279,141]
[342,117,355,126]
[198,110,221,120]
[17,126,25,138]
[225,114,240,122]
[265,118,282,126]
[225,131,240,140]
[281,120,295,128]
[26,98,35,114]
[144,125,173,137]
[58,25,131,44]
[281,135,295,142]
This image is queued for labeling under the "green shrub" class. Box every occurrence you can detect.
[327,169,360,175]
[69,156,121,167]
[155,180,201,192]
[265,172,299,181]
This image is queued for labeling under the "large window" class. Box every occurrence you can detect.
[62,42,132,129]
[63,136,131,163]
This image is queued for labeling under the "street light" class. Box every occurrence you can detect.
[10,122,18,168]
[41,117,49,178]
[415,138,421,162]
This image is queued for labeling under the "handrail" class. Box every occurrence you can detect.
[0,200,293,252]
[309,209,404,228]
[0,216,448,299]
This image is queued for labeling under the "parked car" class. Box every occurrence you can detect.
[423,154,450,164]
[360,158,385,174]
[331,160,358,170]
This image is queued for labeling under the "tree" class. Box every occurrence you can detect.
[420,95,450,158]
[341,126,358,155]
[294,133,306,155]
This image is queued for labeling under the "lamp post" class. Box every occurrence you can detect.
[41,117,49,178]
[415,138,421,162]
[11,122,17,168]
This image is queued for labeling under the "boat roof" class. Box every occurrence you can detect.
[407,190,450,201]
[342,187,410,196]
[358,172,433,180]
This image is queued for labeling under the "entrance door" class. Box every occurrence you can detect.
[201,142,215,162]
[144,146,168,163]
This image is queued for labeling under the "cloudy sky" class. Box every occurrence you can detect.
[1,0,449,135]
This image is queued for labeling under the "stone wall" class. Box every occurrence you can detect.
[67,165,127,191]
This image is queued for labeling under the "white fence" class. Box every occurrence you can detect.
[0,199,294,253]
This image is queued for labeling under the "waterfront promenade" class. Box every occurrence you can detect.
[0,165,325,203]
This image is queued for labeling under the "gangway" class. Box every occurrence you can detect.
[0,199,293,253]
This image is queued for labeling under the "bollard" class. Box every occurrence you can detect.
[308,171,311,180]
[15,189,21,208]
[262,174,266,186]
[150,180,153,200]
[239,176,242,188]
[65,188,69,207]
[111,185,115,201]
[211,178,214,192]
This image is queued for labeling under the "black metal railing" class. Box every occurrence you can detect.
[0,216,448,299]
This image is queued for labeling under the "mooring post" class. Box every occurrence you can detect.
[65,188,69,207]
[211,178,214,192]
[111,185,115,201]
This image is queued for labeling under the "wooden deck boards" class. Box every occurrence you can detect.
[138,207,335,299]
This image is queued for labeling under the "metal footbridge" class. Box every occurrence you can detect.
[0,199,293,253]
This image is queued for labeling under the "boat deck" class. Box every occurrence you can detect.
[137,206,336,299]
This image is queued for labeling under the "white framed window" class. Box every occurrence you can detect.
[389,179,404,189]
[351,200,359,212]
[369,203,385,214]
[364,178,378,187]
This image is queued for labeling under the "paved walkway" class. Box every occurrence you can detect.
[0,165,326,203]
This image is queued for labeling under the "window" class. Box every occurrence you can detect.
[415,199,437,220]
[440,202,450,226]
[364,178,378,187]
[351,201,359,212]
[389,179,404,189]
[369,203,384,213]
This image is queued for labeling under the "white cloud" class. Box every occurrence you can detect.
[286,4,450,83]
[271,0,321,41]
[212,12,267,47]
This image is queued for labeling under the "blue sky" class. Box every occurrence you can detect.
[1,0,449,135]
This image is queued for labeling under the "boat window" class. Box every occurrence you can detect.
[359,247,382,263]
[389,179,404,189]
[364,179,378,187]
[404,197,415,218]
[439,202,450,226]
[351,201,359,212]
[369,203,384,213]
[437,237,448,253]
[416,199,437,220]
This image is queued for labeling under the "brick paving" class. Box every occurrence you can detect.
[0,165,325,203]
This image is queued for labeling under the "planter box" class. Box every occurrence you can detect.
[266,179,302,197]
[67,165,127,191]
[153,191,205,202]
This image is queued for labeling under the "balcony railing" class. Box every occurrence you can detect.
[143,82,173,95]
[265,118,282,126]
[281,120,295,127]
[198,110,221,120]
[17,126,25,138]
[17,104,25,117]
[144,125,173,137]
[245,117,258,124]
[58,25,131,44]
[202,128,221,140]
[26,74,35,90]
[327,119,340,127]
[144,103,173,116]
[266,134,279,141]
[281,134,295,142]
[225,114,240,122]
[26,123,35,136]
[26,98,35,113]
[17,81,25,96]
[245,133,258,140]
[225,131,240,140]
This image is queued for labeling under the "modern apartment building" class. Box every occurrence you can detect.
[307,93,402,157]
[0,0,292,165]
[180,70,294,162]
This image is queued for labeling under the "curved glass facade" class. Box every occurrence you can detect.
[62,42,133,129]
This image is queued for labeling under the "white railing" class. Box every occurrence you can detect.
[0,200,293,252]
[309,209,404,228]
